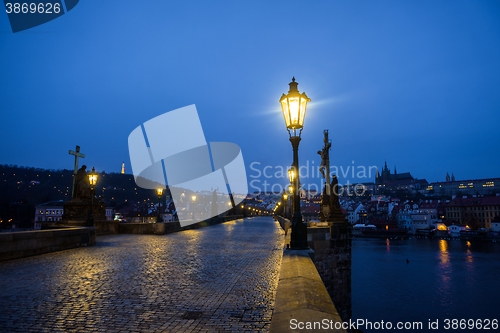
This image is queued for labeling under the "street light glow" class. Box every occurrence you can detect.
[88,167,98,187]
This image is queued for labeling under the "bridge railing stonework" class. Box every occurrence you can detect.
[273,215,351,330]
[0,227,95,262]
[270,247,347,333]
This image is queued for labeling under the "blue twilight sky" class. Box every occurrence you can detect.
[1,0,500,192]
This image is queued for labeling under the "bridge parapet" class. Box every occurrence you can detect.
[0,227,95,262]
[270,248,347,332]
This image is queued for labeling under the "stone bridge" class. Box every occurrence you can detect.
[0,217,345,332]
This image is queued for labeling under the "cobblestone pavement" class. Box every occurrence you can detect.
[0,217,284,333]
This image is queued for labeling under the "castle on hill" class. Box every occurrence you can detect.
[375,161,428,193]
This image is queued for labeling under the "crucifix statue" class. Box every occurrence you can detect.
[318,130,342,222]
[69,145,85,199]
[318,130,332,194]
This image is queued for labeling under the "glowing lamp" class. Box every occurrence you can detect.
[288,167,296,183]
[279,77,311,133]
[88,167,98,188]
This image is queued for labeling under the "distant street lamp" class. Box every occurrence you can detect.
[282,191,289,218]
[156,188,164,223]
[87,167,98,227]
[280,77,310,249]
[240,202,246,217]
[191,195,196,220]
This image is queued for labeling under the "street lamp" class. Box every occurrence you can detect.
[288,166,296,184]
[280,77,310,249]
[191,195,196,220]
[87,167,98,227]
[156,188,164,222]
[282,191,289,218]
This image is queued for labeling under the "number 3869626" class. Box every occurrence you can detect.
[5,2,61,14]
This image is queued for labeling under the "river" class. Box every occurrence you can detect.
[352,237,500,332]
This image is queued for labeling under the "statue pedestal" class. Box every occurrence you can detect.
[62,198,106,227]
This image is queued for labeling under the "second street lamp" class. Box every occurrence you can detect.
[282,191,289,219]
[191,195,196,220]
[87,167,98,227]
[280,77,310,249]
[156,188,164,223]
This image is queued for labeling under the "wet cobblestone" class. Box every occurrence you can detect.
[0,217,284,332]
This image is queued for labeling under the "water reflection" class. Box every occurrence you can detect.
[439,239,449,265]
[385,238,390,252]
[465,241,474,264]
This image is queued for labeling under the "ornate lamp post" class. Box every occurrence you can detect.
[280,77,311,249]
[87,167,98,227]
[156,188,164,222]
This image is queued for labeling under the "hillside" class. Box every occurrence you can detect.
[0,165,160,229]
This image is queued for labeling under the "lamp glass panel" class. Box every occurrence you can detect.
[288,96,300,127]
[281,99,290,128]
[299,95,308,127]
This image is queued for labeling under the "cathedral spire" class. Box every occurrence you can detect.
[446,172,450,182]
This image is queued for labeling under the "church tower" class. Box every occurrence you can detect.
[382,161,390,181]
[121,162,125,174]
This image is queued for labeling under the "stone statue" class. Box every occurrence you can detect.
[74,165,91,200]
[317,130,331,180]
[330,175,341,212]
[318,130,344,223]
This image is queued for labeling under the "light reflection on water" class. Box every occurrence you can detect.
[352,238,500,333]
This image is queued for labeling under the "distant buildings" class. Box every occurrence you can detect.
[34,201,114,229]
[346,202,365,224]
[445,196,500,230]
[34,201,65,229]
[339,161,499,199]
[339,191,500,236]
[409,201,439,234]
[426,177,500,197]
